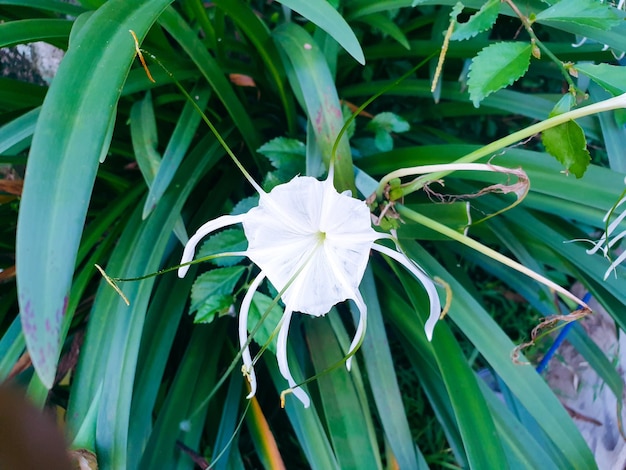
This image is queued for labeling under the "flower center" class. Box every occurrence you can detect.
[316,231,327,243]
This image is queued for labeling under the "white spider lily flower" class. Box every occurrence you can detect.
[586,191,626,280]
[178,170,441,408]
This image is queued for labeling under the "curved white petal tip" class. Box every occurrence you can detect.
[424,313,438,342]
[244,364,258,399]
[345,292,368,371]
[276,309,311,407]
[178,214,247,277]
[240,272,265,399]
[372,243,441,342]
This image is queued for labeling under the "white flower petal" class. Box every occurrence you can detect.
[345,290,367,371]
[372,243,441,341]
[239,271,265,398]
[604,248,626,280]
[243,176,380,316]
[178,213,248,278]
[276,308,311,408]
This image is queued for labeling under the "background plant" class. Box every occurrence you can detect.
[1,0,626,468]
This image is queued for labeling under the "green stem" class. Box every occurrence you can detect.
[396,204,590,309]
[377,92,626,199]
[142,50,264,194]
[331,52,437,169]
[504,0,576,90]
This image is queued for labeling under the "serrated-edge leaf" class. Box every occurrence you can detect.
[368,111,410,133]
[374,131,393,152]
[190,266,246,320]
[197,227,247,267]
[468,42,532,107]
[257,137,306,170]
[451,0,500,41]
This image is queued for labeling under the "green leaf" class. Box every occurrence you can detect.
[535,0,621,31]
[158,6,261,155]
[130,91,161,183]
[213,0,297,135]
[129,91,188,243]
[197,228,248,267]
[576,63,626,96]
[276,0,365,64]
[257,137,306,177]
[0,107,40,156]
[260,137,306,186]
[190,266,246,323]
[541,120,591,178]
[367,112,410,152]
[0,19,72,48]
[143,82,212,218]
[248,291,284,354]
[66,138,227,468]
[273,23,355,193]
[0,0,86,15]
[357,268,422,468]
[266,358,339,469]
[368,112,410,134]
[138,323,225,469]
[16,0,175,389]
[549,92,575,116]
[468,42,532,107]
[356,13,410,49]
[307,316,383,469]
[451,0,500,41]
[374,132,393,152]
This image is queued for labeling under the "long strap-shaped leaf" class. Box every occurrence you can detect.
[16,0,174,389]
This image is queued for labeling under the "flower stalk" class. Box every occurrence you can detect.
[377,93,626,200]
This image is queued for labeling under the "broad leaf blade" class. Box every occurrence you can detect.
[357,267,422,469]
[541,120,590,178]
[143,82,212,218]
[468,42,532,107]
[307,316,382,469]
[277,0,364,64]
[248,291,284,354]
[535,0,621,31]
[190,266,246,322]
[576,63,626,96]
[16,0,174,389]
[451,0,500,41]
[0,19,72,48]
[273,23,355,193]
